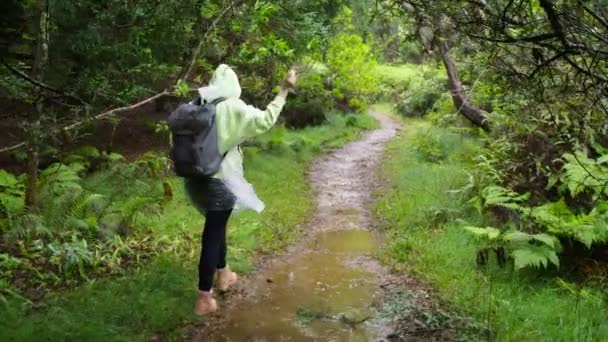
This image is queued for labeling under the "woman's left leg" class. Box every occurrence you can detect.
[194,209,232,315]
[198,210,232,292]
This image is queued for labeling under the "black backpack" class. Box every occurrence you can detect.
[168,97,225,178]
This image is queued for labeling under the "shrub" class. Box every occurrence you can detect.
[0,151,173,292]
[395,68,446,118]
[326,33,378,112]
[464,149,608,271]
[282,71,333,128]
[412,131,445,163]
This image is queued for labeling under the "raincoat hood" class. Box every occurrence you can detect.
[198,64,242,103]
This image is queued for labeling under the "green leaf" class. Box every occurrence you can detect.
[532,233,558,248]
[481,185,529,211]
[502,231,557,248]
[512,245,559,270]
[562,151,608,198]
[173,79,191,98]
[464,226,501,240]
[0,170,19,188]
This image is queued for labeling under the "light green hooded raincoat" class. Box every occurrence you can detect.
[197,64,286,212]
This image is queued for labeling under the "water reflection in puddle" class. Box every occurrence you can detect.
[209,229,380,341]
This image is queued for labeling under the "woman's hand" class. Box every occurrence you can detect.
[279,69,297,98]
[285,69,297,89]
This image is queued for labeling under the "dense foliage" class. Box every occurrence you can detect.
[383,0,608,275]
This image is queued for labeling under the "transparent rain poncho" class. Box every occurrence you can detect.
[187,64,286,214]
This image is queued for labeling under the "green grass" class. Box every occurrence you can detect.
[374,116,608,341]
[0,113,377,341]
[375,64,422,84]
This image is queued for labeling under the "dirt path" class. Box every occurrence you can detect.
[185,111,451,341]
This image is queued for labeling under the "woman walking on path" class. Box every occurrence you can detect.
[184,65,297,315]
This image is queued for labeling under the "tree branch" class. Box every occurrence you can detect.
[180,0,244,81]
[61,91,170,131]
[1,61,89,106]
[467,32,557,43]
[527,50,569,78]
[1,2,244,154]
[538,0,570,48]
[439,41,491,131]
[578,0,608,30]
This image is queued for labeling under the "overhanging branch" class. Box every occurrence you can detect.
[1,1,243,154]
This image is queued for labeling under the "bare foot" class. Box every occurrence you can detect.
[193,291,218,315]
[216,268,238,292]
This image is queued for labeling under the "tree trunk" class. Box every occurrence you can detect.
[439,41,491,132]
[25,1,49,208]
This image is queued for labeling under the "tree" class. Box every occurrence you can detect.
[326,7,379,112]
[388,0,491,131]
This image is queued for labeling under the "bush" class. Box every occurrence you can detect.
[0,151,173,294]
[395,68,446,118]
[326,33,378,113]
[463,148,608,272]
[281,71,333,128]
[412,131,445,163]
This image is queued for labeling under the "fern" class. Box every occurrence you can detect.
[65,192,104,222]
[562,151,608,199]
[119,195,161,227]
[528,200,607,248]
[464,225,562,270]
[0,170,25,225]
[502,231,559,249]
[4,212,51,243]
[38,163,83,199]
[464,226,501,241]
[29,188,105,236]
[481,185,529,211]
[512,245,559,270]
[66,145,100,164]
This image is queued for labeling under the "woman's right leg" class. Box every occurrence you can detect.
[215,210,238,291]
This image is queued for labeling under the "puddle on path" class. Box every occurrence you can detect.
[209,229,381,341]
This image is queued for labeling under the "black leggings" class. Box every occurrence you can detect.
[199,209,233,291]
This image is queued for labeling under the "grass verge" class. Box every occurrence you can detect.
[373,112,608,341]
[0,112,377,341]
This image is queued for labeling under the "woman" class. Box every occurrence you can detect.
[185,64,297,315]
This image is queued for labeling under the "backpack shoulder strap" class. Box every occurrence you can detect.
[210,97,226,105]
[208,99,229,167]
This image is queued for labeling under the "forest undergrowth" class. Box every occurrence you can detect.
[0,113,377,341]
[375,112,608,340]
[373,60,608,340]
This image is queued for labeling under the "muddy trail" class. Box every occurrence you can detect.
[186,111,454,341]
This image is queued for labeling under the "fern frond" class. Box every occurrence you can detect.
[502,231,559,249]
[481,185,529,211]
[528,200,605,248]
[38,163,83,199]
[66,193,104,220]
[5,213,50,243]
[562,151,608,198]
[512,245,559,270]
[464,226,501,240]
